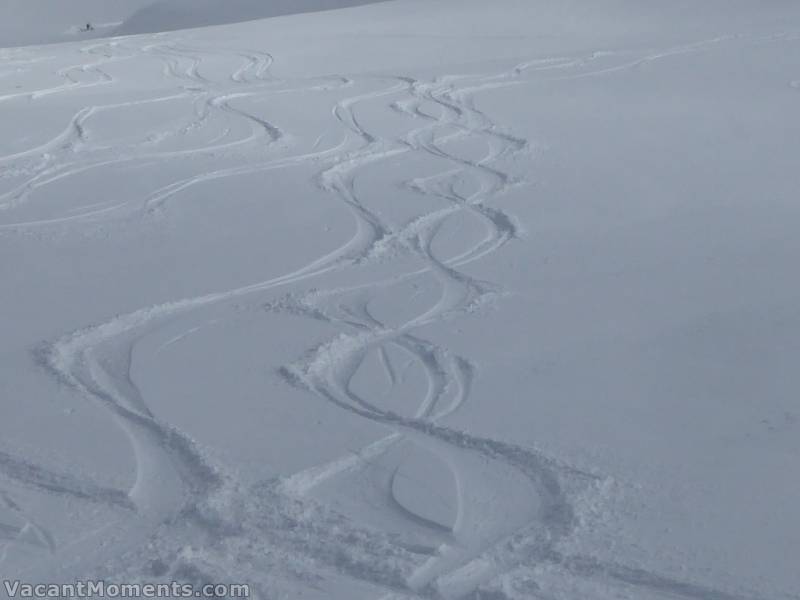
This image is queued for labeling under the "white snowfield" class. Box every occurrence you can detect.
[1,1,800,598]
[117,0,391,36]
[0,0,152,48]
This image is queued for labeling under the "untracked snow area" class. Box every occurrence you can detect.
[117,0,390,36]
[0,1,152,47]
[2,1,800,599]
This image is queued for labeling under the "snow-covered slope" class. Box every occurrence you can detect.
[117,0,389,36]
[0,0,388,47]
[2,1,800,599]
[0,0,154,47]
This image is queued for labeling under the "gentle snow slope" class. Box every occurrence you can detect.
[0,0,388,47]
[1,1,800,599]
[0,0,153,47]
[117,0,389,36]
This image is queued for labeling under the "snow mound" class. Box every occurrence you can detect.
[117,0,388,35]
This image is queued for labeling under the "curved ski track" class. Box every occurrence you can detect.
[1,33,794,600]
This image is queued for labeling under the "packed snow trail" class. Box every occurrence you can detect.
[1,26,798,600]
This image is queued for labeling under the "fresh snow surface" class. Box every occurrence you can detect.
[117,0,390,36]
[0,1,153,48]
[2,1,800,599]
[0,0,388,47]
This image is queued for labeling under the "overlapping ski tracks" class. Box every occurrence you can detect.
[2,31,796,600]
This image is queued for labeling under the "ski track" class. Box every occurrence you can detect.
[1,32,793,600]
[0,490,55,562]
